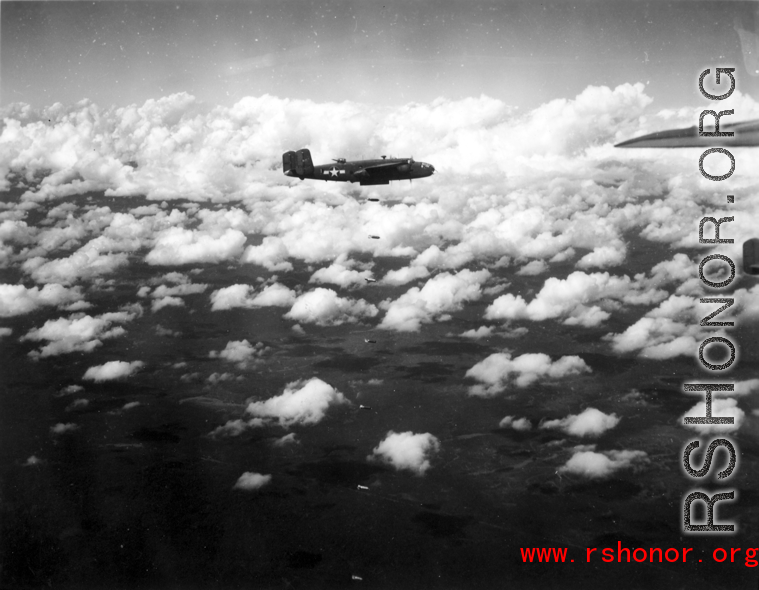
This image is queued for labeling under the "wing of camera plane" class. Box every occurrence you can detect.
[615,119,759,148]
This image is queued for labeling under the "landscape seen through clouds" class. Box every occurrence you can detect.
[1,1,759,589]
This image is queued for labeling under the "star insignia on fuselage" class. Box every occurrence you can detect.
[329,167,340,177]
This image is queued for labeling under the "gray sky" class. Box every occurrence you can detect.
[2,0,758,110]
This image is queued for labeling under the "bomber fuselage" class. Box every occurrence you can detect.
[283,149,434,185]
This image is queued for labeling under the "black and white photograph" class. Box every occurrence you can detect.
[1,1,758,588]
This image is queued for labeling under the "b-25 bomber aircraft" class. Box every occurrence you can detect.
[283,148,434,185]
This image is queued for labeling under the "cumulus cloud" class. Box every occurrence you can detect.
[459,325,494,339]
[368,431,441,475]
[540,407,620,437]
[0,283,84,317]
[23,247,129,285]
[517,260,548,276]
[559,448,649,478]
[209,283,296,311]
[209,339,268,368]
[151,296,185,312]
[499,415,532,431]
[309,255,372,288]
[143,279,208,300]
[50,422,80,436]
[284,288,377,326]
[273,433,298,447]
[681,397,745,435]
[604,292,746,360]
[246,377,348,427]
[250,283,297,307]
[210,284,254,311]
[380,264,430,286]
[83,360,144,382]
[466,352,591,396]
[58,384,84,396]
[241,237,293,271]
[0,327,12,338]
[65,399,89,412]
[379,269,490,332]
[733,379,759,396]
[486,271,667,328]
[209,419,250,438]
[146,227,246,265]
[21,311,134,358]
[206,372,238,384]
[233,472,272,491]
[0,84,658,206]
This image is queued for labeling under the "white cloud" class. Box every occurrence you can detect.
[284,288,377,326]
[517,260,548,276]
[246,377,348,427]
[604,292,742,360]
[233,472,272,491]
[576,243,627,270]
[459,325,494,339]
[250,283,297,307]
[681,397,745,435]
[309,256,372,288]
[22,235,131,284]
[209,419,249,438]
[559,448,649,478]
[273,433,298,447]
[210,284,255,311]
[209,339,268,368]
[151,296,185,312]
[466,352,591,396]
[65,399,89,412]
[146,227,246,265]
[486,271,667,328]
[58,384,84,396]
[83,360,144,382]
[0,283,84,316]
[734,379,759,396]
[241,237,292,271]
[0,327,12,338]
[50,422,80,435]
[499,415,532,431]
[540,407,620,437]
[206,372,237,384]
[368,431,441,475]
[379,269,490,332]
[21,311,133,358]
[380,264,430,286]
[210,283,296,311]
[149,282,208,298]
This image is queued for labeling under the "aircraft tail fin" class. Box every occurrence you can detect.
[282,151,297,176]
[295,148,314,177]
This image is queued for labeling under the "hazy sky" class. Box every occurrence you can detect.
[2,0,758,111]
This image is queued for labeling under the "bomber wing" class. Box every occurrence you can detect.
[362,161,407,170]
[615,119,759,148]
[354,160,407,175]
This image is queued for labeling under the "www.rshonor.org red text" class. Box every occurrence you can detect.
[520,544,758,566]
